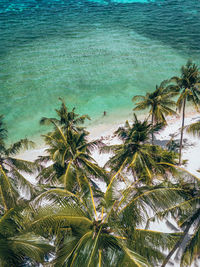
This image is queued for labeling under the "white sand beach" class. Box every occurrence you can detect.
[18,110,200,209]
[18,109,200,177]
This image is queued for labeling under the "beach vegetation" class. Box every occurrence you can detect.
[186,120,200,137]
[170,60,200,165]
[0,207,52,266]
[29,171,186,267]
[0,116,40,210]
[160,167,200,267]
[132,80,177,144]
[40,97,90,133]
[37,100,107,187]
[101,114,178,184]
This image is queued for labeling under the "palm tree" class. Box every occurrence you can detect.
[37,100,107,187]
[170,60,200,165]
[29,172,184,266]
[102,115,178,184]
[0,207,52,266]
[0,116,39,209]
[0,117,53,266]
[40,98,90,133]
[186,120,200,137]
[158,167,200,267]
[36,123,108,188]
[132,80,177,144]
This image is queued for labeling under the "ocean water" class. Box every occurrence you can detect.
[0,0,200,142]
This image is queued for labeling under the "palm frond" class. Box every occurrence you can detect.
[6,157,40,173]
[180,221,200,266]
[6,139,35,156]
[186,120,200,137]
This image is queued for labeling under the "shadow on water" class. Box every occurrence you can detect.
[0,0,200,57]
[0,0,200,142]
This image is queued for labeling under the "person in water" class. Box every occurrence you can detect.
[103,111,106,116]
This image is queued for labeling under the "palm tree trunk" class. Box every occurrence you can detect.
[161,221,192,267]
[179,98,186,165]
[151,113,154,145]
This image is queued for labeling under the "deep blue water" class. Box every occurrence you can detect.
[0,0,200,142]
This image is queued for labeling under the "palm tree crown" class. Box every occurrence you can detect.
[40,98,90,133]
[102,114,177,184]
[37,119,107,190]
[30,174,184,267]
[170,60,200,164]
[132,80,177,143]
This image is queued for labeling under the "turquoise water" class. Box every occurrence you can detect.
[0,0,200,142]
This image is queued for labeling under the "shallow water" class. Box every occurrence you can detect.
[0,0,200,142]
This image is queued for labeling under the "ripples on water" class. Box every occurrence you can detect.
[0,0,200,141]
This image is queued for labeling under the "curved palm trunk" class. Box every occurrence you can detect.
[151,113,154,145]
[161,220,192,267]
[179,98,186,165]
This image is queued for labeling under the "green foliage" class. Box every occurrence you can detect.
[40,98,90,132]
[171,60,200,112]
[0,208,53,266]
[132,80,177,126]
[186,120,200,137]
[102,114,178,184]
[37,118,108,191]
[170,60,200,164]
[30,180,186,267]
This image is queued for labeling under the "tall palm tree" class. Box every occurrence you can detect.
[132,80,177,144]
[170,60,200,165]
[30,173,184,267]
[102,115,177,184]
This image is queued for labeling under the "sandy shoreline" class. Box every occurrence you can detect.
[18,108,200,178]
